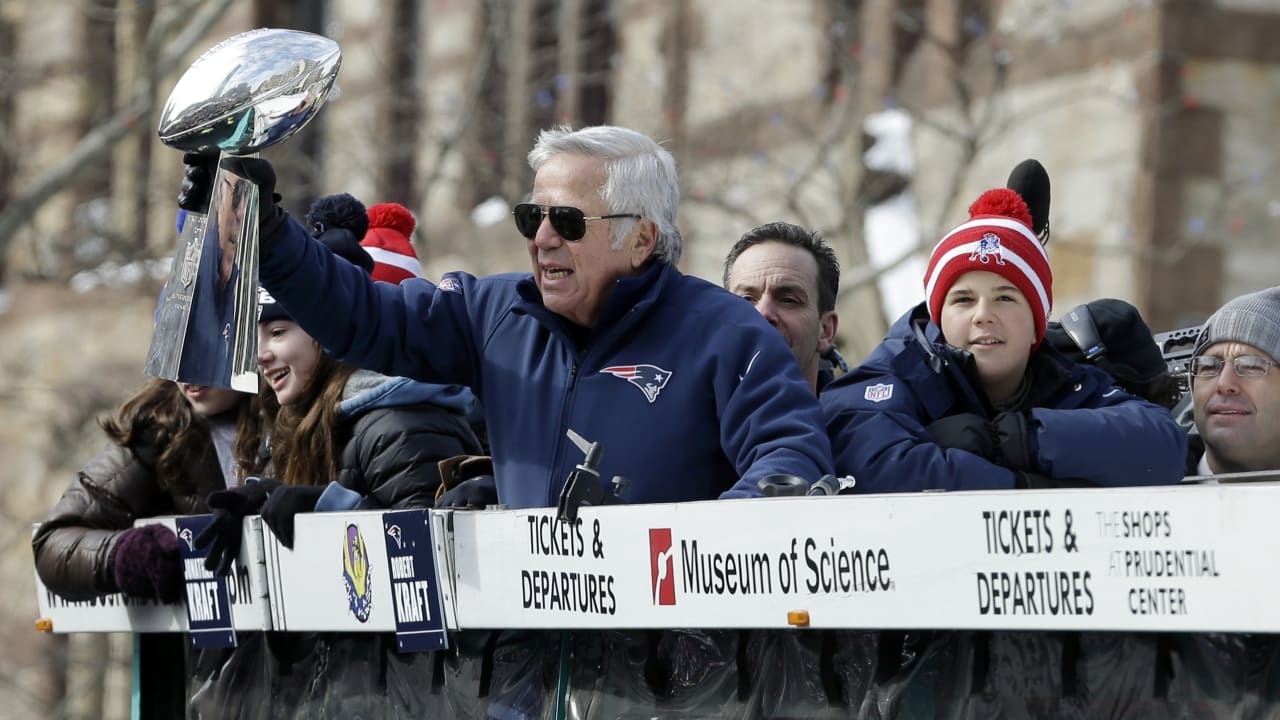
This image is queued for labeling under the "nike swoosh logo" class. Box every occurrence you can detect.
[739,350,761,382]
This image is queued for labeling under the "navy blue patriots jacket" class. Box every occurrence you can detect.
[258,215,832,508]
[821,303,1187,493]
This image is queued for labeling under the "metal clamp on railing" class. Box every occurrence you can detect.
[556,429,627,522]
[1155,325,1203,392]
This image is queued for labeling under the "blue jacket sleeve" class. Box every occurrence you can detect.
[1030,383,1188,486]
[259,215,482,388]
[822,375,1017,493]
[714,318,835,499]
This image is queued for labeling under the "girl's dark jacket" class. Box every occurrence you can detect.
[32,425,226,602]
[33,370,481,602]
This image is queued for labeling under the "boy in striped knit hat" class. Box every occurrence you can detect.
[821,187,1187,493]
[361,202,422,284]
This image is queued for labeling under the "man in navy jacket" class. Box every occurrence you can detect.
[723,221,842,394]
[225,126,833,509]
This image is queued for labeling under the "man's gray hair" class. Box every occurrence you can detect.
[1195,286,1280,361]
[528,125,683,266]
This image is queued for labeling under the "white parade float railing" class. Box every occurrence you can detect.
[34,478,1280,645]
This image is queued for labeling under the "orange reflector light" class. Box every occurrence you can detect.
[787,610,810,627]
[35,618,53,632]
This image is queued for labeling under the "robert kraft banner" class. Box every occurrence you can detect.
[175,515,236,648]
[382,510,449,651]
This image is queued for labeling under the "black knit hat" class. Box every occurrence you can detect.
[257,286,291,325]
[257,196,375,324]
[307,193,375,274]
[307,192,369,240]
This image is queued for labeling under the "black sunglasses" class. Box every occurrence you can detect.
[512,203,641,241]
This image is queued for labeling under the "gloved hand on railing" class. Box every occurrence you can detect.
[926,411,1040,474]
[195,477,280,576]
[436,475,499,509]
[109,524,184,603]
[262,484,326,549]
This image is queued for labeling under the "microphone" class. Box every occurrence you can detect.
[1006,159,1050,244]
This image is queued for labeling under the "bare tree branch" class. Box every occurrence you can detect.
[419,0,503,207]
[0,0,234,257]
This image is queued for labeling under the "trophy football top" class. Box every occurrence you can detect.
[158,28,341,155]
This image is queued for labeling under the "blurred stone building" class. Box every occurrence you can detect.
[8,0,1280,347]
[5,0,1280,716]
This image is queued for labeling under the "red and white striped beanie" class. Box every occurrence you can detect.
[361,203,422,284]
[924,188,1053,346]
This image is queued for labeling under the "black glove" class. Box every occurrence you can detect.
[109,525,184,603]
[435,475,498,509]
[218,156,284,238]
[926,413,999,460]
[177,151,219,213]
[992,411,1038,472]
[195,478,280,576]
[261,485,326,549]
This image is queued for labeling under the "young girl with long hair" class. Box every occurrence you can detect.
[34,379,256,602]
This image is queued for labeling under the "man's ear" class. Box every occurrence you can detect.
[818,310,839,354]
[629,219,659,268]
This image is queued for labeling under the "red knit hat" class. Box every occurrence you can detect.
[360,203,422,284]
[924,188,1053,346]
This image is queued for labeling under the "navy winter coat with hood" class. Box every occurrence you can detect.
[821,303,1188,493]
[313,368,484,512]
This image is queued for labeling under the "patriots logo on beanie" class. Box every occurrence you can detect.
[257,285,291,324]
[924,188,1053,347]
[361,203,422,284]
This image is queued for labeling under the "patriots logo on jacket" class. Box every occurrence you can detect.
[601,364,672,404]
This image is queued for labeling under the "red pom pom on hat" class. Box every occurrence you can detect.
[367,202,416,237]
[968,187,1034,227]
[360,203,422,284]
[924,188,1053,347]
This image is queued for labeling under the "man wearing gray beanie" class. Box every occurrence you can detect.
[1189,286,1280,475]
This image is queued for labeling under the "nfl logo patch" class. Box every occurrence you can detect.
[438,277,461,293]
[864,383,894,403]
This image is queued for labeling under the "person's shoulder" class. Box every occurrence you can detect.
[821,367,914,411]
[411,271,530,309]
[424,270,522,292]
[352,398,467,432]
[479,271,529,286]
[1061,355,1126,396]
[664,272,763,327]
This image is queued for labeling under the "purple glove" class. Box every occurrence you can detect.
[109,525,183,603]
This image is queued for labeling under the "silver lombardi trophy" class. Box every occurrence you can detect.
[146,28,341,391]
